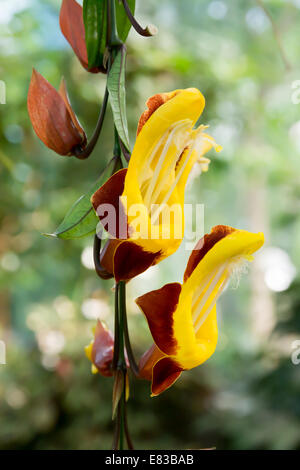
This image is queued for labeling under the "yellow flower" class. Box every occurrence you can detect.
[137,225,264,396]
[92,88,221,282]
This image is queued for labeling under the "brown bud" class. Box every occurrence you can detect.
[27,69,86,156]
[59,0,104,73]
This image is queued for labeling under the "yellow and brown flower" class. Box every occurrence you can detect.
[137,225,264,396]
[91,88,221,282]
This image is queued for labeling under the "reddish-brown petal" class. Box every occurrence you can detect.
[27,69,83,155]
[184,225,236,282]
[91,320,114,377]
[136,283,182,355]
[99,238,161,283]
[60,0,88,68]
[151,357,182,396]
[139,343,165,381]
[113,241,161,283]
[59,78,86,144]
[99,239,121,277]
[59,0,103,73]
[91,169,128,239]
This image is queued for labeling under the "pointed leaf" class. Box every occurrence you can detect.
[107,46,130,151]
[48,158,119,239]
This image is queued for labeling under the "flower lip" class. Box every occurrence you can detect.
[184,225,236,282]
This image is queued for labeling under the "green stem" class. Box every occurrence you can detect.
[112,283,120,370]
[123,291,139,377]
[118,281,133,450]
[118,388,125,450]
[73,87,109,160]
[107,0,122,48]
[118,282,126,450]
[118,283,126,364]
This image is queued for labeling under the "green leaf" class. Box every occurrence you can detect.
[83,0,106,69]
[107,46,130,151]
[47,159,117,240]
[116,0,136,43]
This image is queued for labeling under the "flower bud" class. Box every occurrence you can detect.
[85,320,114,377]
[27,69,86,156]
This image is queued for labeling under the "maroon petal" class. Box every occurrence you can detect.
[91,169,128,239]
[113,241,161,282]
[136,283,182,355]
[151,357,182,396]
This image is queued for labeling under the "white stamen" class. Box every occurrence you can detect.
[192,264,227,324]
[143,122,189,208]
[192,266,219,310]
[150,144,195,223]
[138,131,169,187]
[194,275,229,334]
[150,139,192,207]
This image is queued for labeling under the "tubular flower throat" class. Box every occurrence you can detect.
[137,225,264,396]
[91,88,221,282]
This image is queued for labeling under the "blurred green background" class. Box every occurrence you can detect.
[1,0,300,450]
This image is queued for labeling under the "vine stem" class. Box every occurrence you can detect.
[123,286,140,377]
[75,0,122,160]
[112,281,135,450]
[121,0,157,37]
[118,281,129,450]
[87,0,135,451]
[74,88,109,160]
[112,283,120,371]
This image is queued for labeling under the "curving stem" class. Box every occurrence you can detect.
[121,0,158,37]
[73,88,109,160]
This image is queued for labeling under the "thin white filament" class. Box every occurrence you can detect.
[192,266,219,310]
[143,120,191,209]
[192,264,228,324]
[194,274,229,334]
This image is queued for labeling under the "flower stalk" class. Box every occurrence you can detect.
[112,281,133,450]
[74,88,109,159]
[121,0,158,37]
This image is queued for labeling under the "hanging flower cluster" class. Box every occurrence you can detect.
[88,91,264,395]
[27,0,264,450]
